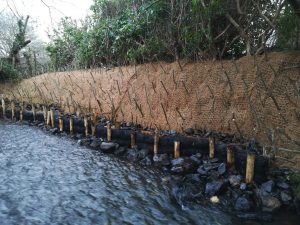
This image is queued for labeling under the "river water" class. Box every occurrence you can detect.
[0,121,297,225]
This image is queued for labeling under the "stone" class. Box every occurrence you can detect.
[276,181,289,190]
[170,158,198,174]
[190,155,202,165]
[185,174,201,183]
[100,142,119,154]
[137,148,151,160]
[126,148,139,162]
[171,157,185,167]
[218,163,226,175]
[114,146,127,155]
[261,195,281,212]
[90,139,101,149]
[210,158,219,163]
[50,128,58,134]
[210,196,220,204]
[240,183,247,191]
[184,128,194,135]
[205,180,227,197]
[280,191,292,203]
[261,180,274,193]
[153,154,170,166]
[78,139,90,146]
[139,155,152,166]
[229,175,242,187]
[197,166,208,176]
[234,196,253,211]
[169,130,177,135]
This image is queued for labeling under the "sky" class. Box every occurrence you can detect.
[0,0,93,42]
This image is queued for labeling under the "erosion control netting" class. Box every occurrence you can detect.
[1,52,300,159]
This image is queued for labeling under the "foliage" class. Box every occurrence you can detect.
[0,60,19,81]
[45,0,300,71]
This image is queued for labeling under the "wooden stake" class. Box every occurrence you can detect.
[46,110,51,127]
[42,106,47,123]
[107,122,112,141]
[91,110,96,136]
[209,136,215,158]
[227,147,235,170]
[20,103,23,122]
[50,109,54,128]
[245,152,255,184]
[59,112,63,132]
[69,116,74,135]
[130,132,136,148]
[174,141,180,158]
[84,113,88,137]
[153,132,159,155]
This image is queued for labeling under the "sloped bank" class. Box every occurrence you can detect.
[1,102,299,222]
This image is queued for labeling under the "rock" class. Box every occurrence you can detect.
[261,180,274,193]
[171,158,198,174]
[229,175,242,187]
[280,191,292,203]
[210,196,220,204]
[90,139,101,149]
[276,181,289,190]
[169,130,177,135]
[137,148,151,160]
[185,174,201,183]
[205,180,227,197]
[197,166,208,175]
[114,146,127,155]
[240,183,247,191]
[171,157,185,167]
[218,163,226,176]
[139,155,152,166]
[261,195,281,212]
[78,139,91,146]
[126,148,139,162]
[153,154,171,166]
[190,155,202,165]
[100,142,119,153]
[236,212,273,222]
[184,128,194,135]
[234,196,253,211]
[210,158,219,163]
[50,128,58,134]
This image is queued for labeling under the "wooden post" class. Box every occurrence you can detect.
[11,101,15,120]
[227,147,235,170]
[84,113,88,137]
[59,112,63,132]
[46,110,51,127]
[245,152,255,184]
[91,110,96,136]
[209,136,215,158]
[130,132,136,148]
[42,106,47,123]
[32,104,36,122]
[107,122,112,142]
[50,109,54,128]
[2,98,6,118]
[69,116,74,135]
[174,141,180,158]
[153,132,159,155]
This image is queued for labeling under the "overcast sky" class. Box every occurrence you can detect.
[0,0,93,42]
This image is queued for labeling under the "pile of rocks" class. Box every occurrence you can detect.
[70,134,298,222]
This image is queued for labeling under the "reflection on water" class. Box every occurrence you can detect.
[0,122,298,225]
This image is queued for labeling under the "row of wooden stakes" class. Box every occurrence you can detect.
[1,99,256,184]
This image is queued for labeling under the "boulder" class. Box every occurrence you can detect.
[137,148,151,160]
[276,181,289,190]
[261,195,281,212]
[280,191,292,203]
[114,146,127,155]
[100,142,119,154]
[139,155,152,166]
[153,154,171,166]
[171,158,198,174]
[184,128,194,135]
[90,139,101,149]
[234,196,253,211]
[205,180,227,197]
[218,163,226,176]
[126,148,139,162]
[261,180,274,193]
[229,175,242,187]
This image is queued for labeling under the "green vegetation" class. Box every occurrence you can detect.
[45,0,300,71]
[290,172,300,199]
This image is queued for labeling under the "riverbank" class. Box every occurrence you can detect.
[1,114,299,223]
[1,51,299,170]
